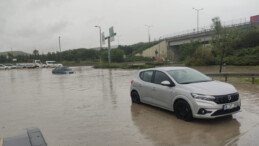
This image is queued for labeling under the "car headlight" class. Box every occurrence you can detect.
[191,93,215,101]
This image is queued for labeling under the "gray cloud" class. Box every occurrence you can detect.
[0,0,258,53]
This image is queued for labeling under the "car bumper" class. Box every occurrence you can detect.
[192,99,241,119]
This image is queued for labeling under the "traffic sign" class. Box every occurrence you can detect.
[102,32,105,45]
[109,27,115,42]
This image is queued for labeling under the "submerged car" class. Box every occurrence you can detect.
[130,67,241,121]
[46,61,63,68]
[5,64,17,69]
[0,64,7,70]
[52,66,74,74]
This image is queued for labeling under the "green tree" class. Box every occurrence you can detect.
[211,17,239,72]
[155,50,158,57]
[186,46,215,66]
[111,49,124,62]
[179,41,201,61]
[33,49,39,59]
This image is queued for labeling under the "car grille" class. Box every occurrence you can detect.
[213,93,239,104]
[211,106,240,116]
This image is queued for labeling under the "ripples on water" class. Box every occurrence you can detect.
[0,66,258,146]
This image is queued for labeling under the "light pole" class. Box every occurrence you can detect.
[117,35,121,46]
[193,8,203,32]
[58,36,61,52]
[158,36,163,57]
[145,25,152,42]
[95,25,102,63]
[94,25,102,50]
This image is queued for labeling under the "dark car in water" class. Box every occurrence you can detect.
[52,66,74,74]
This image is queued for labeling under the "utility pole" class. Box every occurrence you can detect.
[145,25,152,42]
[193,8,203,32]
[158,36,163,57]
[117,35,120,46]
[59,36,61,52]
[107,37,111,64]
[95,25,102,63]
[105,33,116,64]
[94,25,102,50]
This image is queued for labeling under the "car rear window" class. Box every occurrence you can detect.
[140,71,153,82]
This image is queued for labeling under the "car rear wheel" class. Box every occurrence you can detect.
[174,100,193,121]
[131,91,141,104]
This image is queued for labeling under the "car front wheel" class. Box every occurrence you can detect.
[174,100,193,121]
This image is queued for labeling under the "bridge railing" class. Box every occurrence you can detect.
[161,18,256,41]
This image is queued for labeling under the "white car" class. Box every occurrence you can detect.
[5,64,17,69]
[0,64,7,70]
[130,67,241,121]
[46,61,63,68]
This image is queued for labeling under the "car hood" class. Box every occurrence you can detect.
[179,80,237,95]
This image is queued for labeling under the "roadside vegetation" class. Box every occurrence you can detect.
[180,17,259,72]
[0,42,157,66]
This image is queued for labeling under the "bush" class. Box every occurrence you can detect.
[124,56,153,62]
[185,46,215,66]
[223,46,259,65]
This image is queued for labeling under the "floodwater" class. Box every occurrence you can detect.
[0,66,259,146]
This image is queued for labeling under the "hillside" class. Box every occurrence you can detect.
[0,51,29,56]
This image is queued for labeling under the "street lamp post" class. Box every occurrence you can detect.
[145,25,152,42]
[58,36,61,52]
[117,35,120,46]
[193,8,203,32]
[95,25,102,63]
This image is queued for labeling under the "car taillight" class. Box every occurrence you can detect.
[131,80,134,84]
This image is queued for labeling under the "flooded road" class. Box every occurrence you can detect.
[0,66,259,146]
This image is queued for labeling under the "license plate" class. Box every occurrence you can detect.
[223,103,236,110]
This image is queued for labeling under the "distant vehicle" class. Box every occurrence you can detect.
[46,61,63,68]
[16,60,44,68]
[52,66,74,74]
[5,64,17,69]
[0,64,7,70]
[130,67,241,121]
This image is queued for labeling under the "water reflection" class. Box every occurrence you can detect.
[109,69,117,107]
[131,104,240,145]
[1,66,259,146]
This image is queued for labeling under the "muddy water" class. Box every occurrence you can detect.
[0,66,259,146]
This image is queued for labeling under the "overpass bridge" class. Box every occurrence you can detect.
[136,21,259,61]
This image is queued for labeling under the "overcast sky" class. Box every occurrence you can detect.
[0,0,258,53]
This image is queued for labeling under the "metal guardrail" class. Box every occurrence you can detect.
[205,73,259,84]
[161,18,259,41]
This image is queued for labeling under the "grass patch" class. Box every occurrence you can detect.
[93,61,186,69]
[93,63,155,69]
[61,60,99,66]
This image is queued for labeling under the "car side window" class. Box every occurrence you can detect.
[140,71,153,83]
[154,71,171,85]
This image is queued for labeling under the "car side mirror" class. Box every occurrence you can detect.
[161,81,172,87]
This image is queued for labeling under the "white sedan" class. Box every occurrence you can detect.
[130,67,241,121]
[0,64,7,70]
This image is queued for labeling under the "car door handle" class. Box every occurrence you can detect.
[152,87,156,91]
[139,84,142,87]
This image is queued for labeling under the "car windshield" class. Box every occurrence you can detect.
[167,69,212,84]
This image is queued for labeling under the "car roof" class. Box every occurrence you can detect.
[139,66,190,72]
